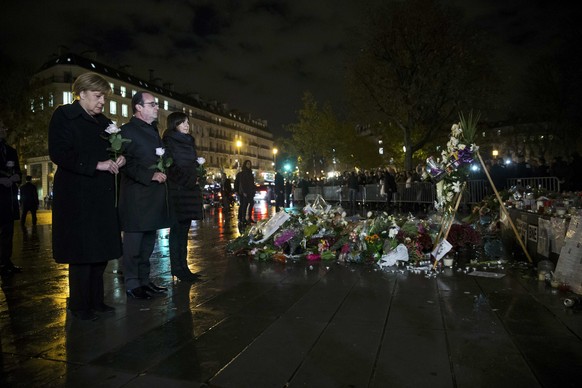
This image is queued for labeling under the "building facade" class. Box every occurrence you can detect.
[29,53,274,199]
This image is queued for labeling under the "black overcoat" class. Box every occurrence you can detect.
[48,101,122,264]
[162,130,203,221]
[118,117,172,232]
[0,140,21,224]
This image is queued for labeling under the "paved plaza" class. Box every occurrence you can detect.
[1,206,581,387]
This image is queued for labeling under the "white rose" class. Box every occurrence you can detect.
[197,157,206,165]
[155,147,165,157]
[105,123,121,134]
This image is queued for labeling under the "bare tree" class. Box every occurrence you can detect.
[348,0,496,170]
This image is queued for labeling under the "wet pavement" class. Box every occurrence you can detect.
[1,205,582,387]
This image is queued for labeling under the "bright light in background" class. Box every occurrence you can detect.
[403,146,406,153]
[284,163,291,172]
[492,150,499,157]
[471,164,480,172]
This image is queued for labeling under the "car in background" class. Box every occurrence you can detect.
[254,183,274,203]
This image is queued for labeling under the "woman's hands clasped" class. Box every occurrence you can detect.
[97,155,126,174]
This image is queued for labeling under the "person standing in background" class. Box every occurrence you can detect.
[19,175,39,229]
[234,159,255,227]
[119,91,172,299]
[274,170,285,212]
[48,73,125,320]
[0,120,22,275]
[162,111,203,282]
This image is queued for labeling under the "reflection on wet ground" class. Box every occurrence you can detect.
[1,205,582,387]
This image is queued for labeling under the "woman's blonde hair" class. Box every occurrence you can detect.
[72,72,111,99]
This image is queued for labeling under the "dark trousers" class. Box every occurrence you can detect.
[169,219,191,275]
[122,231,157,290]
[238,193,253,222]
[0,220,15,268]
[68,262,107,312]
[275,190,284,212]
[20,207,37,227]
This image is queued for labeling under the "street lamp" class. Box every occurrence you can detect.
[236,139,242,169]
[273,148,278,169]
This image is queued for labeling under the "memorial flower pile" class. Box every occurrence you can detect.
[226,196,438,265]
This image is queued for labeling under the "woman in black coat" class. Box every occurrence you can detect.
[162,112,203,281]
[48,73,125,320]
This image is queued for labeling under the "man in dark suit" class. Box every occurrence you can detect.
[0,120,22,275]
[119,92,172,299]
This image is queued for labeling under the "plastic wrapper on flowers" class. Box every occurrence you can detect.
[378,243,409,268]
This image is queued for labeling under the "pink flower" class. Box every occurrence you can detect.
[306,253,321,261]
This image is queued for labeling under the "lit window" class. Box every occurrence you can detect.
[109,101,117,115]
[121,104,128,117]
[49,93,54,107]
[132,90,137,97]
[109,82,114,92]
[63,91,73,104]
[30,98,35,113]
[120,86,126,97]
[163,100,169,110]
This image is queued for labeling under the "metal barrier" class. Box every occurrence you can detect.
[293,177,559,207]
[506,176,561,193]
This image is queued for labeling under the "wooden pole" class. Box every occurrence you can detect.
[476,151,532,263]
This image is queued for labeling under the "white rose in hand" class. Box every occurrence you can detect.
[197,157,205,165]
[105,123,121,134]
[155,147,165,156]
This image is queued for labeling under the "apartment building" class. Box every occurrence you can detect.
[28,53,274,199]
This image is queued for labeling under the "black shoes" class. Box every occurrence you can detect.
[126,286,152,299]
[93,303,115,313]
[0,265,23,275]
[143,282,168,293]
[173,271,201,282]
[69,309,99,321]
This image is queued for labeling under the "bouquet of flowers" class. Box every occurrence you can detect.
[426,112,480,214]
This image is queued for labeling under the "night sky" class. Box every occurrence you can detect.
[0,0,577,138]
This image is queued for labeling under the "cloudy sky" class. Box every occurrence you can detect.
[0,0,575,137]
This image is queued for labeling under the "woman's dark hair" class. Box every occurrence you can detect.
[166,111,189,132]
[243,159,252,170]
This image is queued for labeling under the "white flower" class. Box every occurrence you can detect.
[197,157,206,165]
[389,227,399,239]
[452,181,462,193]
[155,147,165,157]
[458,143,466,150]
[105,123,121,134]
[367,211,373,218]
[6,161,15,168]
[451,123,462,136]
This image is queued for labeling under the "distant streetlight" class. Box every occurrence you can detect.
[236,139,242,170]
[492,149,499,158]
